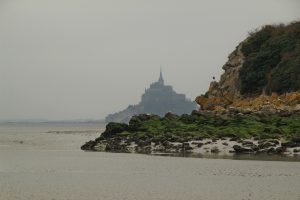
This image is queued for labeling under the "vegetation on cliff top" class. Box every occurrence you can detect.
[240,21,300,95]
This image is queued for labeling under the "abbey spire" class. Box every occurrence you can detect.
[158,67,164,85]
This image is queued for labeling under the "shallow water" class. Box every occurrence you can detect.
[0,122,300,200]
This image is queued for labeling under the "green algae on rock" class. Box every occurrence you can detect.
[81,112,300,156]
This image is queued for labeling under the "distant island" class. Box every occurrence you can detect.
[105,69,197,123]
[83,21,300,157]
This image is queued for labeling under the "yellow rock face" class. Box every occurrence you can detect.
[196,92,300,111]
[195,95,229,111]
[195,95,209,110]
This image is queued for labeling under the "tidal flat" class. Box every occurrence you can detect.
[0,122,300,200]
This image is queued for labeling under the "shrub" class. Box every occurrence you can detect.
[239,22,300,95]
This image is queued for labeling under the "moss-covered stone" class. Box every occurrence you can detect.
[95,113,300,143]
[101,122,129,138]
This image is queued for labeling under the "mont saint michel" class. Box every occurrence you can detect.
[105,70,197,123]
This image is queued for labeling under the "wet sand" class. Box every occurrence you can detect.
[0,123,300,200]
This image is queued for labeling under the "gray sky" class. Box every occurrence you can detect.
[0,0,300,120]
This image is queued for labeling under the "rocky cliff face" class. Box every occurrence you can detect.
[196,21,300,112]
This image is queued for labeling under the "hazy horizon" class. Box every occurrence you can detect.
[1,0,300,120]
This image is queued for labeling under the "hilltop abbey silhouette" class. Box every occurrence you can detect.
[105,69,197,123]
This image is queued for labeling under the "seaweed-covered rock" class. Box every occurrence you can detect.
[182,142,193,151]
[211,147,220,153]
[294,149,300,153]
[233,145,254,154]
[267,148,276,154]
[135,145,152,154]
[282,142,299,148]
[242,140,254,146]
[291,137,300,143]
[258,142,277,149]
[164,112,179,119]
[136,140,151,147]
[105,141,130,153]
[101,122,129,138]
[275,147,286,154]
[81,140,97,151]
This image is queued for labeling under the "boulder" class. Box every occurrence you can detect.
[242,140,254,146]
[211,147,220,153]
[135,145,152,154]
[267,147,276,154]
[229,137,240,141]
[291,137,300,143]
[137,140,151,147]
[182,142,193,151]
[275,147,286,154]
[197,143,204,147]
[136,114,160,121]
[293,104,300,111]
[282,142,299,148]
[102,122,129,138]
[164,112,179,119]
[256,149,268,154]
[81,140,96,151]
[268,139,280,145]
[293,149,300,153]
[258,142,276,149]
[233,145,254,153]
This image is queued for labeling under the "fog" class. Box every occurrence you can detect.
[0,0,299,120]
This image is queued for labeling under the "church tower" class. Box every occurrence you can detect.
[158,68,164,85]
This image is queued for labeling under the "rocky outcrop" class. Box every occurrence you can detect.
[82,113,300,157]
[196,21,300,112]
[196,91,300,114]
[195,42,245,110]
[82,132,300,156]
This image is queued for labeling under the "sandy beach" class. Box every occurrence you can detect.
[0,122,300,200]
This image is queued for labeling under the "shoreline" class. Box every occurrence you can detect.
[82,137,300,158]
